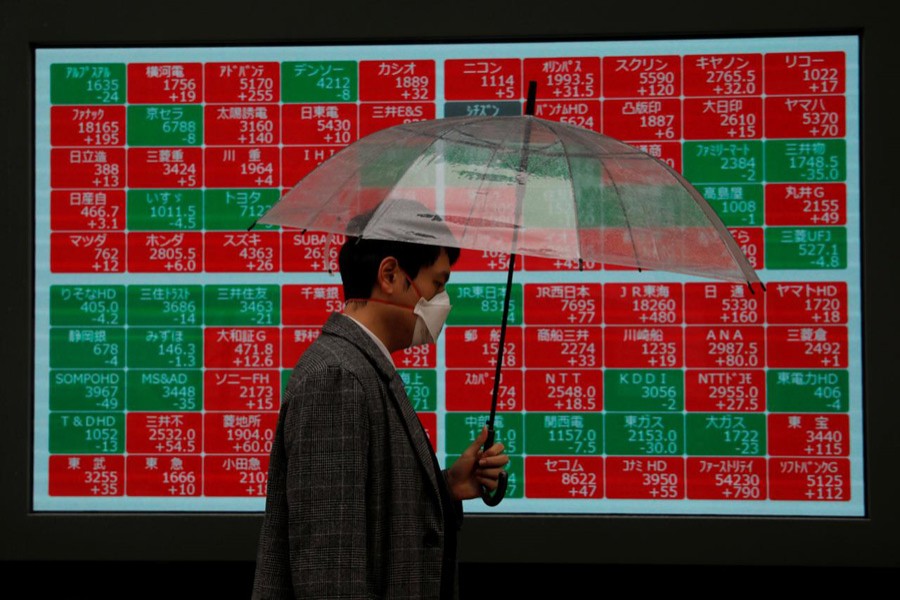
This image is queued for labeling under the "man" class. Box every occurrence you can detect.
[252,211,509,599]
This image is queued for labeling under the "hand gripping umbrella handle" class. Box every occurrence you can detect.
[480,425,508,507]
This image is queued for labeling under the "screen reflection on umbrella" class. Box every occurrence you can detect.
[253,81,763,506]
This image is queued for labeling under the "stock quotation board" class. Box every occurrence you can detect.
[33,36,862,514]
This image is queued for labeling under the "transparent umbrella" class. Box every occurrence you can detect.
[254,85,762,505]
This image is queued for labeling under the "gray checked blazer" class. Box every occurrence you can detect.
[252,312,462,599]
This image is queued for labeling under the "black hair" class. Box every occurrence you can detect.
[337,202,460,300]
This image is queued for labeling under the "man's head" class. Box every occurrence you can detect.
[338,201,460,352]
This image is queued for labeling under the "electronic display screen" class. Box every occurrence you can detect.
[33,35,861,515]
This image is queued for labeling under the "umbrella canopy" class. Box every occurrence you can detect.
[257,115,760,287]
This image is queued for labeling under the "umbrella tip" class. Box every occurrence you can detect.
[247,219,258,232]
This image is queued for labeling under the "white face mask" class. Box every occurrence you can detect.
[410,290,452,346]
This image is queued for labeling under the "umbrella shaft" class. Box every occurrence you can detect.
[488,251,517,429]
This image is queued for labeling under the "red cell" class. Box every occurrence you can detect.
[533,100,601,132]
[605,457,684,499]
[282,103,359,145]
[685,369,766,412]
[524,456,604,499]
[48,455,125,497]
[204,455,270,496]
[127,147,201,188]
[684,325,765,369]
[602,55,681,98]
[603,326,683,368]
[392,344,437,369]
[626,141,682,172]
[204,369,281,411]
[204,327,280,369]
[51,190,125,231]
[282,231,345,273]
[358,102,435,138]
[769,457,851,501]
[683,97,762,140]
[445,369,523,412]
[51,105,125,146]
[444,58,521,101]
[125,455,203,496]
[524,326,602,369]
[50,231,125,273]
[523,255,603,272]
[126,412,202,454]
[729,227,764,270]
[419,412,437,452]
[281,326,322,368]
[523,57,600,99]
[127,232,202,273]
[766,325,848,368]
[282,284,344,325]
[204,62,280,103]
[524,283,601,325]
[51,148,125,189]
[281,145,340,189]
[683,54,763,96]
[686,457,767,500]
[444,326,523,369]
[359,60,435,102]
[204,146,279,188]
[764,52,845,95]
[766,281,848,324]
[768,413,849,457]
[204,104,280,145]
[204,411,279,454]
[684,282,764,325]
[765,96,846,138]
[524,369,602,412]
[452,249,520,273]
[128,63,203,104]
[765,183,846,226]
[602,98,681,142]
[204,231,280,273]
[604,283,682,325]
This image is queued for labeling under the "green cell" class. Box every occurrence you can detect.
[446,283,522,326]
[605,413,684,456]
[50,370,124,411]
[767,370,849,412]
[445,412,523,455]
[127,105,203,146]
[50,285,125,326]
[446,454,524,499]
[604,370,684,412]
[399,369,437,412]
[682,141,763,183]
[696,183,764,226]
[127,370,203,411]
[49,412,124,454]
[685,414,766,456]
[282,61,358,102]
[282,369,293,392]
[127,285,202,326]
[764,140,846,183]
[50,63,125,104]
[50,328,125,369]
[127,327,202,369]
[525,413,603,455]
[765,227,847,269]
[204,189,281,230]
[204,285,281,326]
[127,190,202,230]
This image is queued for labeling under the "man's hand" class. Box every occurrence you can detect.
[446,426,509,501]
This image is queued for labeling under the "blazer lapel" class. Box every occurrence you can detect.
[323,313,443,503]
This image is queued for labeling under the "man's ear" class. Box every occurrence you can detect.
[376,257,400,295]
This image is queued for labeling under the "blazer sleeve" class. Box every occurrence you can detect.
[253,364,371,599]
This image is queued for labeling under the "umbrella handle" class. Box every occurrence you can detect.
[480,425,509,506]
